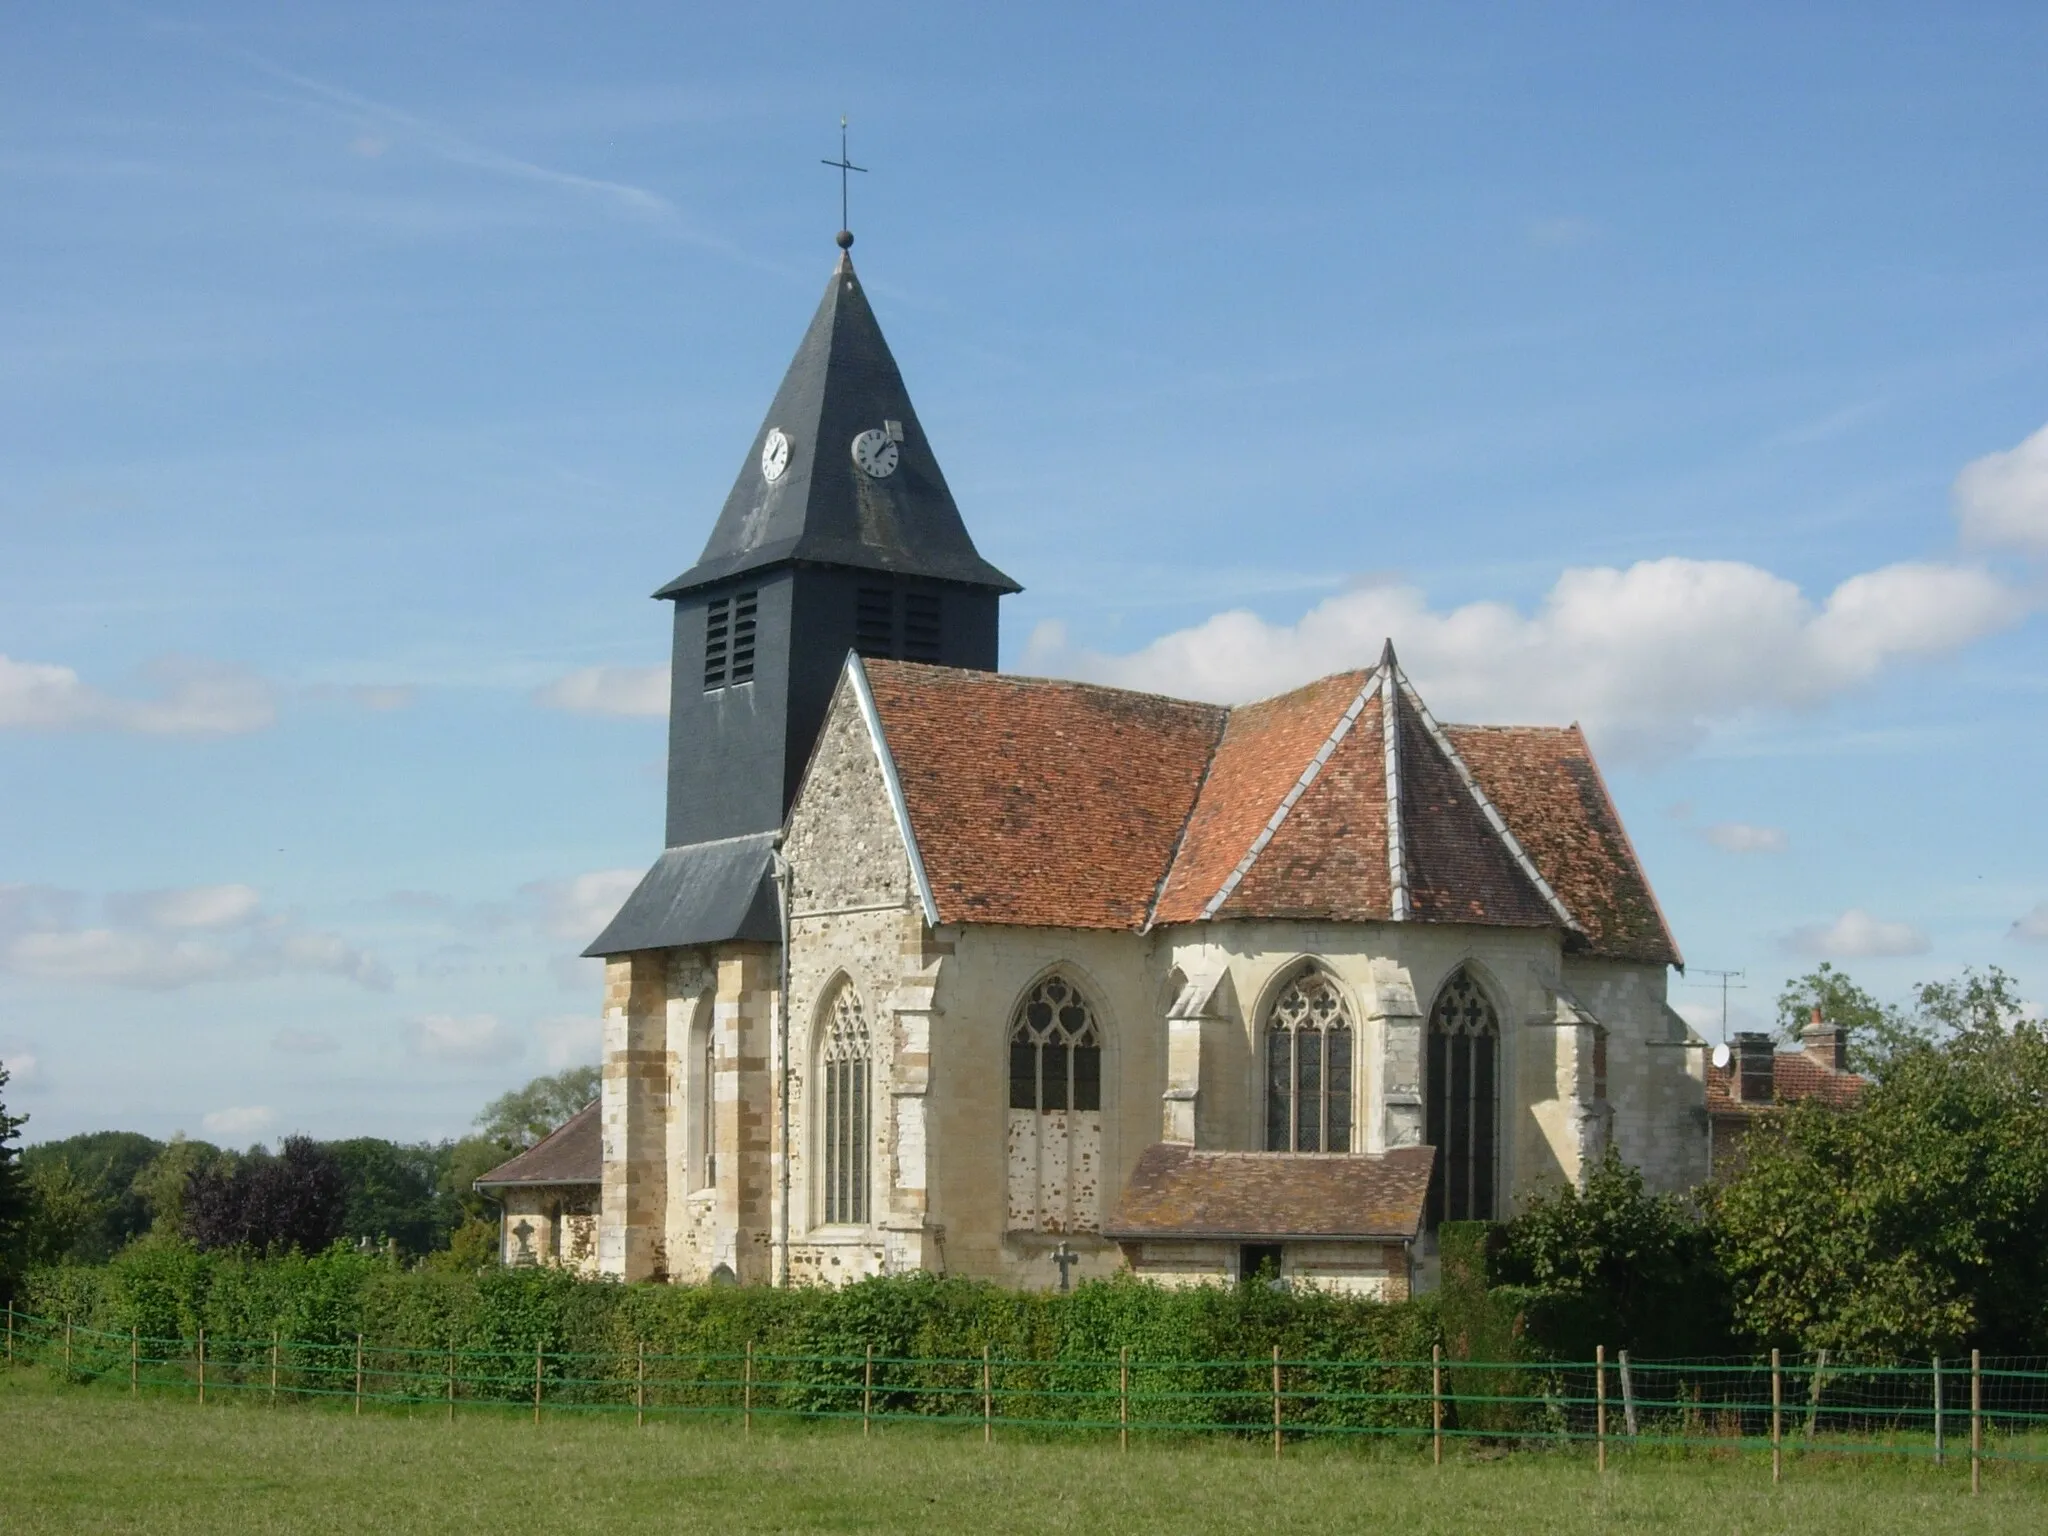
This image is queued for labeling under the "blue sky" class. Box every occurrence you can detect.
[4,3,2045,1145]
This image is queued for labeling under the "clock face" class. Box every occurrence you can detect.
[760,427,791,484]
[851,428,900,479]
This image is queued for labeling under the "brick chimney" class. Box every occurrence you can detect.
[1800,1004,1847,1071]
[1732,1032,1776,1104]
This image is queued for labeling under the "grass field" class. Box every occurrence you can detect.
[2,1370,2043,1534]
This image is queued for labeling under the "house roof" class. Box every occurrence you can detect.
[654,251,1018,600]
[1707,1053,1866,1116]
[856,650,1679,964]
[473,1101,601,1188]
[1104,1143,1435,1242]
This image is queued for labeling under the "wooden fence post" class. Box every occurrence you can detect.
[1618,1349,1637,1438]
[4,1303,12,1365]
[743,1341,754,1437]
[1770,1348,1782,1485]
[1971,1349,1981,1495]
[1933,1355,1943,1467]
[1119,1346,1129,1454]
[863,1344,873,1439]
[355,1333,364,1416]
[271,1329,280,1406]
[447,1345,456,1423]
[196,1326,205,1406]
[64,1314,73,1379]
[982,1344,992,1445]
[1595,1345,1607,1473]
[636,1340,646,1429]
[1805,1347,1828,1442]
[130,1326,138,1397]
[1271,1344,1283,1461]
[1432,1344,1443,1466]
[533,1341,544,1426]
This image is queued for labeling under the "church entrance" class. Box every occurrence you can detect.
[1425,968,1500,1227]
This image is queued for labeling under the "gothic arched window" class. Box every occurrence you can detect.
[1426,968,1499,1227]
[820,982,871,1225]
[1006,975,1103,1233]
[1265,969,1354,1152]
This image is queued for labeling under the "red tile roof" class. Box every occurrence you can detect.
[862,662,1224,929]
[856,656,1678,964]
[1706,1053,1866,1115]
[1448,723,1681,967]
[1104,1142,1435,1241]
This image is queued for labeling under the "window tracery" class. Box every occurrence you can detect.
[820,982,871,1225]
[1426,967,1499,1227]
[1264,969,1354,1152]
[1006,974,1104,1234]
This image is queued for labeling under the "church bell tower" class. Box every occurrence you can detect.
[587,238,1017,958]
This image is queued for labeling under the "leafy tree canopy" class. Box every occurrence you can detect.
[325,1138,458,1257]
[474,1066,599,1149]
[19,1131,163,1262]
[1716,967,2048,1358]
[184,1136,349,1256]
[131,1135,226,1239]
[0,1062,28,1294]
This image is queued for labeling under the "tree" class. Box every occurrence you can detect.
[1715,972,2048,1357]
[1775,962,1927,1073]
[183,1136,349,1255]
[0,1062,28,1296]
[19,1161,107,1268]
[474,1066,599,1149]
[131,1134,225,1238]
[18,1131,163,1261]
[327,1138,456,1257]
[443,1134,518,1223]
[1493,1149,1728,1356]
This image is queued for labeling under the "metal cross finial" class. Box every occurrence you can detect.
[1051,1241,1080,1293]
[821,115,867,249]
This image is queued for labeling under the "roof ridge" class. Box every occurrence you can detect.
[1197,669,1386,921]
[1563,721,1684,969]
[847,656,941,928]
[866,659,1234,718]
[1142,705,1232,933]
[1380,653,1410,921]
[1388,662,1579,933]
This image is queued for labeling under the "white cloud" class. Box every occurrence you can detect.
[533,665,669,717]
[1022,557,2031,762]
[2012,904,2048,945]
[405,1013,516,1063]
[1783,908,1931,959]
[0,882,390,992]
[105,884,262,931]
[203,1105,274,1138]
[0,654,276,735]
[1,1047,41,1085]
[533,1013,601,1069]
[1704,822,1788,854]
[1953,421,2048,553]
[522,869,642,943]
[272,1028,339,1055]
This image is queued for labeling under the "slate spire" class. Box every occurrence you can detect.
[655,251,1019,599]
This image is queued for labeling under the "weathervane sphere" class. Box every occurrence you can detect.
[836,229,854,249]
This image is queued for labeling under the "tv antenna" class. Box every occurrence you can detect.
[1687,969,1747,1042]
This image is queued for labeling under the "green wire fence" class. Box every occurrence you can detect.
[4,1304,2044,1489]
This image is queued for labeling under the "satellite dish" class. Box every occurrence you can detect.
[1711,1042,1732,1071]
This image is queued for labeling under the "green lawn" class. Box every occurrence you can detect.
[2,1370,2041,1534]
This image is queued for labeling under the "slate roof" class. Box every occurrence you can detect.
[859,650,1679,964]
[1706,1054,1866,1116]
[584,832,780,958]
[655,251,1018,600]
[474,1101,601,1188]
[1104,1143,1435,1241]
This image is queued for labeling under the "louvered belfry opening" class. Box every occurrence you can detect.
[701,590,758,690]
[1425,967,1499,1228]
[821,983,871,1226]
[1264,969,1354,1152]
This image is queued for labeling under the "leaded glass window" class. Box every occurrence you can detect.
[1425,968,1499,1228]
[821,983,870,1225]
[1009,976,1101,1113]
[1265,970,1353,1152]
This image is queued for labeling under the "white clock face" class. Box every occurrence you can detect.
[760,427,791,484]
[851,428,900,479]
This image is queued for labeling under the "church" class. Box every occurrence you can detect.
[484,233,1709,1296]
